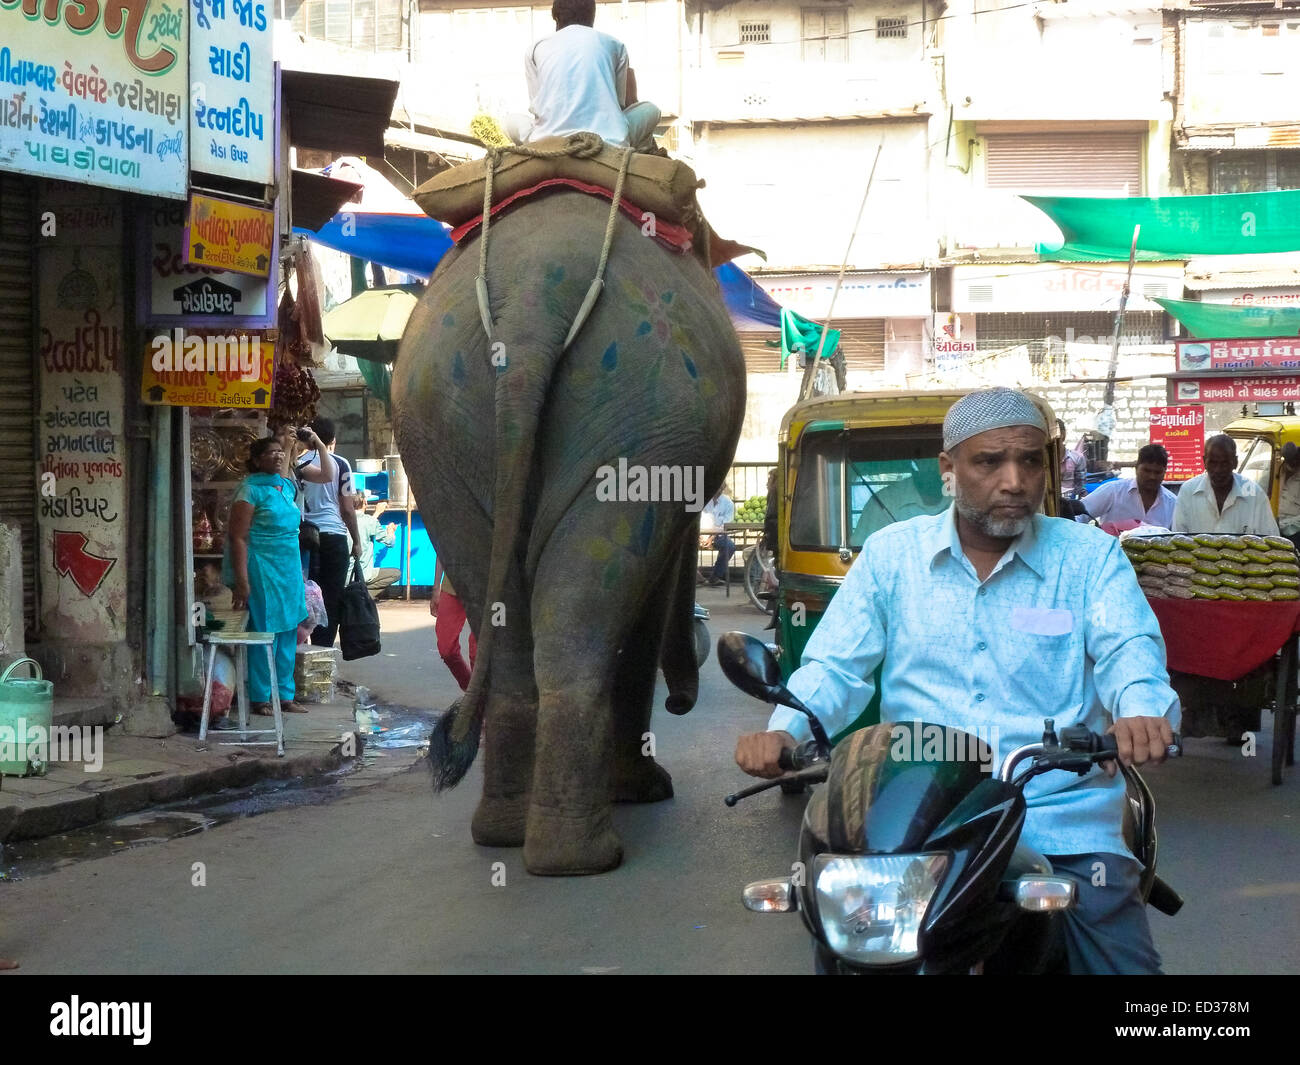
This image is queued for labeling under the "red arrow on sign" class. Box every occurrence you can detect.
[53,530,116,598]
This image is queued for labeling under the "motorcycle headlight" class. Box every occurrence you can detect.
[814,853,949,965]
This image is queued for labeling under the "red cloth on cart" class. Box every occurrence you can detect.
[1147,597,1300,681]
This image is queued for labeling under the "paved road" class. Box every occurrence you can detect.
[2,593,1298,974]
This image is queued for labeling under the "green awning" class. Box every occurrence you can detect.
[1154,296,1300,339]
[772,307,840,369]
[1026,190,1300,260]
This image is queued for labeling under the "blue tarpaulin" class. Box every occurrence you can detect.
[299,215,789,332]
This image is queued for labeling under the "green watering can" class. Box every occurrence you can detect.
[0,657,54,777]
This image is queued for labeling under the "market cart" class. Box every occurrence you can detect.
[1145,597,1299,785]
[1125,531,1300,785]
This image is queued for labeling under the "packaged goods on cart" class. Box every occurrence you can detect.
[1122,534,1300,601]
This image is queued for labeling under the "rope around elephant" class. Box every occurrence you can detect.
[474,131,634,350]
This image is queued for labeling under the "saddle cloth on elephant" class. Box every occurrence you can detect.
[412,133,760,268]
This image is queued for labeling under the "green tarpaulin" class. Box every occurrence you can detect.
[1025,190,1300,260]
[1154,297,1300,339]
[773,307,841,369]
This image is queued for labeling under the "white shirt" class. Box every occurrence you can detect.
[1171,472,1279,535]
[525,25,630,146]
[296,450,354,537]
[701,493,734,533]
[1081,477,1177,530]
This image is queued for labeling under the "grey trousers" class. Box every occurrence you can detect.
[1046,852,1163,975]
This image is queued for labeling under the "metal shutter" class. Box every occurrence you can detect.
[737,330,784,373]
[836,319,886,372]
[985,132,1144,192]
[0,175,36,632]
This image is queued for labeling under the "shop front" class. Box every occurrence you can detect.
[944,259,1184,377]
[753,270,931,378]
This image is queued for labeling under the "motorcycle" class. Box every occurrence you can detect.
[718,631,1184,974]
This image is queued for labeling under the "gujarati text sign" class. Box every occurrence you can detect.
[1149,406,1205,481]
[0,0,188,197]
[185,191,273,276]
[189,0,273,183]
[1177,337,1300,373]
[141,328,273,407]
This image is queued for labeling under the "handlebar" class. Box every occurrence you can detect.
[1000,723,1182,786]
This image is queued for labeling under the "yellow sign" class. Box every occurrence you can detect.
[185,193,275,277]
[142,329,274,408]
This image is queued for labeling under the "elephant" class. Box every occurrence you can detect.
[391,188,747,875]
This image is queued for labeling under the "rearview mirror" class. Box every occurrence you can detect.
[717,631,835,752]
[716,631,785,704]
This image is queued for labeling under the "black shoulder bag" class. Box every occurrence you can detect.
[339,560,381,660]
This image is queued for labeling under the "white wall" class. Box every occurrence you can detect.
[696,119,936,270]
[945,0,1167,122]
[1183,18,1300,127]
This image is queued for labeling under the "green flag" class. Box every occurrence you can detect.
[773,307,841,369]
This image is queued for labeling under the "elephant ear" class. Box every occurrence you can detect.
[426,696,482,791]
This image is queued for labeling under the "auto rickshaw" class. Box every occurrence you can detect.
[1223,413,1300,518]
[771,389,1064,738]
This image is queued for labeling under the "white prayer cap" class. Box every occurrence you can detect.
[943,387,1048,452]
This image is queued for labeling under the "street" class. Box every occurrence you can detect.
[2,594,1299,975]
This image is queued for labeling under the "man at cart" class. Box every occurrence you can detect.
[1172,435,1278,536]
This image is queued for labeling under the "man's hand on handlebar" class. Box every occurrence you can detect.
[736,730,797,779]
[1103,716,1175,778]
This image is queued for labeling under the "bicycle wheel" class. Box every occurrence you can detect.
[743,545,776,615]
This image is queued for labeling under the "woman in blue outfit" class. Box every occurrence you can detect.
[225,427,336,715]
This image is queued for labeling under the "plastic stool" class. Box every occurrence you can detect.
[198,632,285,757]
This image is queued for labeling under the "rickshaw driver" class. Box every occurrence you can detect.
[735,387,1180,975]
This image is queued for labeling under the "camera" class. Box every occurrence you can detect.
[295,427,313,443]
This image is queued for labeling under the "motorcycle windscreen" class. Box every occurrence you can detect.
[824,722,995,854]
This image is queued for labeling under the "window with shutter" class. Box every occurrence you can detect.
[984,132,1144,193]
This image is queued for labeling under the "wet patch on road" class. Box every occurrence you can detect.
[0,704,439,880]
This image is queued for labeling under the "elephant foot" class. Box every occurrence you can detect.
[523,803,624,876]
[611,757,674,803]
[470,794,528,847]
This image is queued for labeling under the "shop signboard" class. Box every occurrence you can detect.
[141,328,274,407]
[140,199,276,327]
[1174,377,1300,403]
[932,311,976,375]
[756,272,931,319]
[1176,337,1300,372]
[1149,406,1205,481]
[952,262,1184,313]
[184,191,274,276]
[1197,289,1300,308]
[0,1,188,198]
[189,0,274,184]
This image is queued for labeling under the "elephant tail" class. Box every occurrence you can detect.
[427,317,569,792]
[661,522,701,716]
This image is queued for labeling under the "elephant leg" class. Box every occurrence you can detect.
[522,513,671,874]
[609,583,675,804]
[470,568,538,847]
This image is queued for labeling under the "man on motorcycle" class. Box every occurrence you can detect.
[735,387,1180,975]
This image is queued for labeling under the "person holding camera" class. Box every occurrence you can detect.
[293,417,363,648]
[225,427,336,715]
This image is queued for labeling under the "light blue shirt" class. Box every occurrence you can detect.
[770,507,1181,860]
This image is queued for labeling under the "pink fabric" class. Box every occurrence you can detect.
[1102,519,1144,537]
[1146,596,1300,680]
